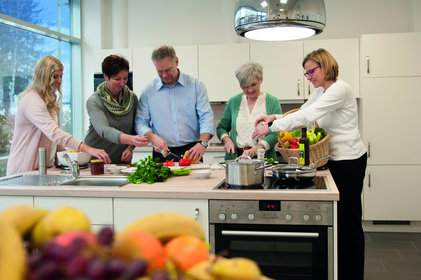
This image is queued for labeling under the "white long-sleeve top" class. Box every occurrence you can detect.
[271,79,366,161]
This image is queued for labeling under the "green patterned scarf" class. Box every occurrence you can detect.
[97,81,134,120]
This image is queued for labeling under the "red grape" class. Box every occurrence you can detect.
[86,258,107,280]
[97,226,114,246]
[43,242,71,261]
[66,254,89,277]
[121,259,148,279]
[29,259,61,280]
[106,258,127,278]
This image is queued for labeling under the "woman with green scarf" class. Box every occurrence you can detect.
[85,55,147,163]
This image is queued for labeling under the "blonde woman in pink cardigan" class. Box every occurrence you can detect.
[7,55,110,176]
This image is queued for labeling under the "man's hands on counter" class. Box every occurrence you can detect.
[185,143,206,163]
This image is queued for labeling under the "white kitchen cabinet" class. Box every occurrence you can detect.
[33,196,113,227]
[363,166,421,221]
[132,45,198,97]
[360,32,421,223]
[250,41,304,101]
[361,77,421,165]
[92,48,133,75]
[304,38,360,98]
[113,198,209,241]
[360,32,421,78]
[0,196,33,212]
[198,44,249,102]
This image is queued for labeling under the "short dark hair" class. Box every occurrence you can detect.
[102,55,129,78]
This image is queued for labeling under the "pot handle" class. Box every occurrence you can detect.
[255,163,273,171]
[309,155,331,167]
[217,162,226,169]
[237,155,252,161]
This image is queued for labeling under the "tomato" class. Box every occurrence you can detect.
[163,159,175,167]
[178,159,191,166]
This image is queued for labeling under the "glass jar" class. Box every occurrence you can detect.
[89,159,104,175]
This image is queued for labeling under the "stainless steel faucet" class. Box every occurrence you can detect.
[63,153,80,180]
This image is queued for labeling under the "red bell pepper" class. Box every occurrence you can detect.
[178,159,191,166]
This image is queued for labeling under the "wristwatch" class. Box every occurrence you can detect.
[198,140,208,148]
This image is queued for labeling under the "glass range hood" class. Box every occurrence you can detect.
[234,0,326,41]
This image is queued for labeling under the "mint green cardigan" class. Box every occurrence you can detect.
[216,93,282,160]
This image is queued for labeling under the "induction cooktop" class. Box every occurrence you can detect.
[215,175,328,190]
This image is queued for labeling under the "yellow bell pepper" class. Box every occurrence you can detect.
[278,131,292,143]
[183,150,199,164]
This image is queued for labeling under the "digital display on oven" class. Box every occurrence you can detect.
[259,200,281,211]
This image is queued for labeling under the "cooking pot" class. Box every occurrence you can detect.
[219,155,270,187]
[271,155,331,182]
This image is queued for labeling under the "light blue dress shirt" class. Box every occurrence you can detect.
[135,70,214,147]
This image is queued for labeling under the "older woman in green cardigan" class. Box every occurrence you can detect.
[216,62,282,160]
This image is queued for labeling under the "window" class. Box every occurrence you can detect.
[0,0,80,176]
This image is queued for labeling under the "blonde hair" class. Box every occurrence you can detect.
[302,48,339,81]
[235,62,263,88]
[21,55,64,117]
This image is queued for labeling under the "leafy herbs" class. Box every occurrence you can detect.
[127,156,172,184]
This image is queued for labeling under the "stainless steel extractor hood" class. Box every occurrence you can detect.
[234,0,326,41]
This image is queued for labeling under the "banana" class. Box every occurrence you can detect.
[0,218,26,280]
[0,205,48,236]
[31,206,91,248]
[211,257,262,280]
[117,212,205,242]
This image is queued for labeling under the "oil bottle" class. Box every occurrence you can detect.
[299,127,310,166]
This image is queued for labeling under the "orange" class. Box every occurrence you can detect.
[111,231,165,273]
[164,234,209,271]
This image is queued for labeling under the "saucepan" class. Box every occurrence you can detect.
[271,155,331,182]
[219,155,272,187]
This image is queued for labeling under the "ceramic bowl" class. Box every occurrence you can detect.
[57,151,91,166]
[104,164,117,173]
[192,169,213,179]
[108,166,125,174]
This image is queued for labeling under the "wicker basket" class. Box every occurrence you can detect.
[275,109,330,168]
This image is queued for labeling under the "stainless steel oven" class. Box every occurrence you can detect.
[209,198,334,280]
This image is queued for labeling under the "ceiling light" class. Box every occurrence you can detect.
[234,0,326,41]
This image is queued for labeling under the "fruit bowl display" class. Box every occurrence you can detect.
[0,205,271,280]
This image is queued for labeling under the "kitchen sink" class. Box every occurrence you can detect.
[59,176,129,187]
[0,174,129,188]
[0,175,71,186]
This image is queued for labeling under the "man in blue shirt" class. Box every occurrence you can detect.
[135,45,214,162]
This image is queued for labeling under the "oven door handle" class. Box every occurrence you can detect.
[221,230,319,238]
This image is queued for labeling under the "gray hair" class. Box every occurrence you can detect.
[235,62,263,88]
[151,45,177,62]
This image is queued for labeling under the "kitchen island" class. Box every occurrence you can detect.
[0,167,339,279]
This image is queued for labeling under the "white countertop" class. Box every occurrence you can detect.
[0,167,339,201]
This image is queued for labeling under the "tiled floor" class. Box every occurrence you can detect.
[365,232,421,280]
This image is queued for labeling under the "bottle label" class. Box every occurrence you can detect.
[299,143,305,166]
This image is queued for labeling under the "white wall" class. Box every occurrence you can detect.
[81,0,421,134]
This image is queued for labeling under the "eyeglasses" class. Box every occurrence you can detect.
[304,66,320,77]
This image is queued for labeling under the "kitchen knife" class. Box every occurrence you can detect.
[152,145,182,159]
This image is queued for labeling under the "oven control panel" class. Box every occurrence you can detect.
[209,200,333,226]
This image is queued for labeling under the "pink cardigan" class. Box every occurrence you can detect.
[7,90,81,175]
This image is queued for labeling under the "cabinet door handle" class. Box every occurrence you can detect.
[368,171,371,187]
[367,141,371,158]
[297,79,301,96]
[194,208,199,221]
[366,56,370,74]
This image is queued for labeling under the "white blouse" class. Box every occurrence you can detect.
[236,93,269,150]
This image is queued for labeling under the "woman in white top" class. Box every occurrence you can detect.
[253,48,367,280]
